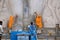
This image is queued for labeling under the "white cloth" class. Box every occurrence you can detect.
[0,25,3,34]
[28,25,30,28]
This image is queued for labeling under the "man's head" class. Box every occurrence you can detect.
[30,22,33,25]
[0,21,2,25]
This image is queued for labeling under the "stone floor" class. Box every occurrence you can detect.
[1,39,10,40]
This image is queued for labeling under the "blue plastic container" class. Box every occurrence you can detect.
[10,31,17,40]
[10,31,30,40]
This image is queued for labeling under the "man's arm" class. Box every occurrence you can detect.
[0,27,3,33]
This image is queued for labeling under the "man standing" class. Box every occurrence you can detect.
[0,21,3,40]
[28,22,37,40]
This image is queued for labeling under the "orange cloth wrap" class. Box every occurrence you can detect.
[35,15,43,29]
[8,16,14,29]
